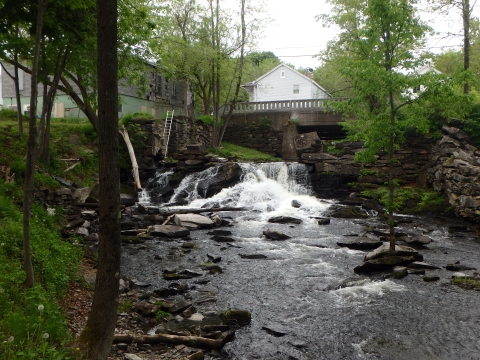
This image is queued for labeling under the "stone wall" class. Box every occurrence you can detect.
[428,125,480,221]
[222,123,283,157]
[167,117,212,155]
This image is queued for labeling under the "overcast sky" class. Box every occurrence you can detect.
[252,0,472,69]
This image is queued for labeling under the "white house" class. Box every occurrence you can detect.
[242,64,331,102]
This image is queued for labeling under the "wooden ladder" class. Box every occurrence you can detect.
[162,110,174,159]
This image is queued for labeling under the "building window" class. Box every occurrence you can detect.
[413,85,421,93]
[293,84,299,94]
[118,104,123,112]
[18,69,24,91]
[281,70,285,78]
[172,80,177,98]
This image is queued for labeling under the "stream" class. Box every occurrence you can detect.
[122,162,480,360]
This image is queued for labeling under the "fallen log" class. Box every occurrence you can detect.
[155,206,247,216]
[74,203,126,209]
[112,331,235,350]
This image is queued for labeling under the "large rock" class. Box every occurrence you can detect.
[337,237,383,250]
[268,216,302,224]
[324,205,367,219]
[148,225,190,238]
[364,243,422,262]
[354,256,421,274]
[72,187,91,203]
[263,229,291,240]
[173,214,215,229]
[300,152,339,163]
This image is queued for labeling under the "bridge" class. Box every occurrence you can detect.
[222,98,348,139]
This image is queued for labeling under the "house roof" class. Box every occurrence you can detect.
[242,63,332,98]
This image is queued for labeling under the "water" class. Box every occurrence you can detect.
[138,169,174,204]
[122,162,480,359]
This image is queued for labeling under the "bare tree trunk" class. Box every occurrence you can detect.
[462,0,470,94]
[22,0,48,289]
[78,0,121,358]
[14,24,23,138]
[217,0,246,147]
[119,126,142,191]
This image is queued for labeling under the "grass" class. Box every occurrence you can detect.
[155,309,171,321]
[209,142,282,162]
[450,276,480,291]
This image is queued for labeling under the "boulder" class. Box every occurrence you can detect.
[324,205,367,219]
[220,310,251,326]
[392,266,408,279]
[211,235,235,242]
[317,217,331,225]
[403,235,432,247]
[364,243,422,262]
[72,187,91,203]
[423,275,440,282]
[148,225,190,238]
[268,216,302,224]
[120,193,138,206]
[207,230,232,236]
[407,261,441,270]
[173,213,215,229]
[354,256,421,274]
[300,152,339,163]
[291,200,302,208]
[263,229,291,240]
[337,237,383,250]
[240,253,267,259]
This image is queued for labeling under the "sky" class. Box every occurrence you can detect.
[252,0,473,69]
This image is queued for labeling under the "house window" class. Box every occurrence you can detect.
[155,74,162,96]
[118,104,123,112]
[172,80,177,98]
[413,85,421,93]
[281,70,285,78]
[293,84,299,94]
[18,69,24,91]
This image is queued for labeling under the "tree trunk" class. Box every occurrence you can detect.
[462,0,470,94]
[22,0,48,289]
[119,126,142,191]
[78,0,121,358]
[217,0,246,147]
[14,23,23,138]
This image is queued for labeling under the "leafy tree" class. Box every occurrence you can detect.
[319,0,471,254]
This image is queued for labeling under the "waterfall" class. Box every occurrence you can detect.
[138,169,174,205]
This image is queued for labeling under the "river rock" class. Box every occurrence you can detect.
[208,230,232,236]
[170,300,193,314]
[337,237,383,250]
[180,269,203,277]
[211,235,235,242]
[173,214,215,229]
[268,216,302,224]
[445,263,477,271]
[124,354,143,360]
[325,205,367,219]
[423,275,440,282]
[188,313,205,322]
[220,310,251,326]
[263,229,291,240]
[392,266,408,279]
[120,193,138,206]
[407,261,441,270]
[291,200,302,208]
[148,225,190,238]
[354,256,421,274]
[403,235,432,247]
[317,217,331,225]
[72,187,91,203]
[207,253,222,263]
[240,253,267,259]
[262,324,288,337]
[364,243,422,262]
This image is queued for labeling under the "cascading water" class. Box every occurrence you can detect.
[137,169,174,205]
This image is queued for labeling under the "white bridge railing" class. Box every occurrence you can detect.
[223,98,347,113]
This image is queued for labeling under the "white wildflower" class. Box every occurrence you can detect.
[8,336,14,342]
[38,305,44,311]
[42,333,49,339]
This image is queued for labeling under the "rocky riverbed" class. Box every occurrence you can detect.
[102,162,480,360]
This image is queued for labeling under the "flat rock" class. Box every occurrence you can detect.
[337,237,383,250]
[240,253,267,259]
[263,229,291,240]
[423,275,440,282]
[124,354,144,360]
[364,243,422,262]
[261,324,288,337]
[446,263,477,271]
[174,214,215,229]
[317,217,331,225]
[149,225,190,238]
[268,216,302,224]
[404,235,432,247]
[170,300,193,314]
[188,313,205,322]
[407,261,441,270]
[325,205,367,219]
[207,230,232,236]
[211,235,235,242]
[207,253,222,263]
[180,269,203,277]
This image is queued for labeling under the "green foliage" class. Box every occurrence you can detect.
[0,181,82,358]
[119,112,155,127]
[360,186,449,213]
[258,117,271,130]
[287,119,300,126]
[450,276,480,290]
[155,309,171,321]
[359,168,379,177]
[209,142,282,162]
[118,299,133,313]
[0,108,19,120]
[198,114,223,128]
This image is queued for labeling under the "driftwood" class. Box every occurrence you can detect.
[156,206,246,216]
[119,126,142,191]
[64,161,80,172]
[112,331,235,350]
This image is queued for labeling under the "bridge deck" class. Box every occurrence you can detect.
[227,98,347,113]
